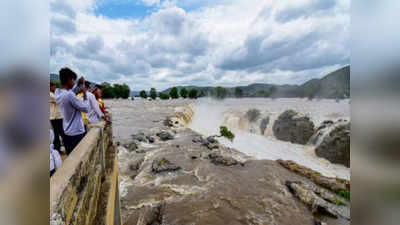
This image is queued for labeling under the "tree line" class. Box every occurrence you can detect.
[139,87,202,100]
[101,83,131,99]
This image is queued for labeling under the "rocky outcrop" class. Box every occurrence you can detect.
[124,141,138,152]
[192,135,219,150]
[208,152,242,166]
[277,160,350,192]
[286,181,350,220]
[156,131,174,141]
[151,158,181,173]
[315,123,350,167]
[273,110,315,144]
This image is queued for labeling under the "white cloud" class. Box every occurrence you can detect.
[50,0,350,91]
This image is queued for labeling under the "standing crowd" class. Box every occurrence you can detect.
[50,68,108,177]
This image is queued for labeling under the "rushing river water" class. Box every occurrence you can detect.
[189,98,350,179]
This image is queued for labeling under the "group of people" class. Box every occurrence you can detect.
[50,67,107,177]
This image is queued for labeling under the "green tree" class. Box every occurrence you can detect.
[139,90,147,99]
[180,88,188,98]
[220,126,235,142]
[150,88,157,100]
[169,87,179,99]
[102,86,116,99]
[213,86,227,100]
[159,92,170,100]
[234,87,243,98]
[188,88,198,99]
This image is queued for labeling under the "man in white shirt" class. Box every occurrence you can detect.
[55,68,89,155]
[84,81,104,124]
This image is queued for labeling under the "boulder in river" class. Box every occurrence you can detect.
[156,131,174,141]
[124,141,138,152]
[208,153,241,166]
[273,110,315,144]
[151,158,181,173]
[315,123,350,167]
[131,132,147,142]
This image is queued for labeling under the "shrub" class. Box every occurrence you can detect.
[188,88,198,99]
[150,88,157,100]
[336,189,350,200]
[220,126,235,142]
[159,93,170,100]
[180,88,188,98]
[169,87,179,99]
[246,109,261,122]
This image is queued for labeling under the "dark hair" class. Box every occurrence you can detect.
[85,81,91,88]
[50,81,55,86]
[59,68,77,85]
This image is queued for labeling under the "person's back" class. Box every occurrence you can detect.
[55,89,88,136]
[55,68,89,155]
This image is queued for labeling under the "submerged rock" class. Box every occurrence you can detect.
[146,135,155,143]
[156,131,174,141]
[124,141,138,152]
[151,158,181,173]
[273,110,315,145]
[132,133,147,142]
[206,136,219,144]
[315,123,350,167]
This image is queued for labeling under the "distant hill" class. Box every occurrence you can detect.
[161,65,350,99]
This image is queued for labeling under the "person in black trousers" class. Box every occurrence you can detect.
[50,82,66,152]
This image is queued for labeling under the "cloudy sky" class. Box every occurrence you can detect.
[50,0,350,91]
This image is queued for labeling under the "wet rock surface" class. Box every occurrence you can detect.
[152,158,181,173]
[315,123,350,167]
[285,181,350,220]
[108,99,349,225]
[278,159,350,192]
[273,109,315,144]
[156,131,174,141]
[208,152,242,166]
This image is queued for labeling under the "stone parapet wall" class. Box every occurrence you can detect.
[50,117,121,225]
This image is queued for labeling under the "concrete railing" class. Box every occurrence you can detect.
[50,117,121,225]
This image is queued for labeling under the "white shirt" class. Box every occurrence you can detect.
[55,89,89,136]
[50,129,62,171]
[86,91,103,124]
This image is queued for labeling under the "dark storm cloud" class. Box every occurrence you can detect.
[275,0,337,23]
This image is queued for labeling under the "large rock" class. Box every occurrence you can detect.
[315,123,350,167]
[208,152,241,166]
[285,181,350,220]
[273,110,315,144]
[156,131,174,141]
[151,158,181,173]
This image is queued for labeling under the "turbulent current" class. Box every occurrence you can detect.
[188,98,350,179]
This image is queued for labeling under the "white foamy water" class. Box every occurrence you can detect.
[188,98,350,179]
